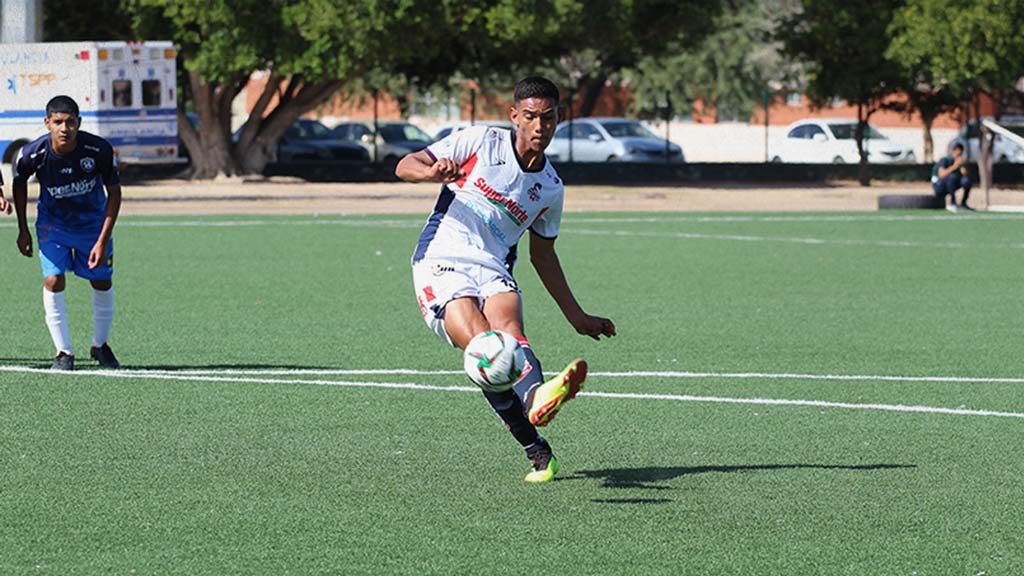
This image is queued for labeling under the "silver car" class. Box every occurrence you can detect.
[330,121,433,165]
[546,118,684,163]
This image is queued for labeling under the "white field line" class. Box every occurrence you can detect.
[572,228,1024,250]
[2,365,1024,420]
[3,213,1023,231]
[569,214,1024,224]
[51,366,1024,385]
[0,218,424,230]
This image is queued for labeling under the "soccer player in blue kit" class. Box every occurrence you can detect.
[12,96,122,371]
[396,77,616,482]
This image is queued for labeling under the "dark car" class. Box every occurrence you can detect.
[279,119,369,163]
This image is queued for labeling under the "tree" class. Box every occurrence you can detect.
[887,0,1024,195]
[779,0,905,186]
[507,0,722,117]
[625,0,803,122]
[43,0,136,41]
[125,0,455,178]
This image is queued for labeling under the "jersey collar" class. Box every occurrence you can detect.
[509,130,548,174]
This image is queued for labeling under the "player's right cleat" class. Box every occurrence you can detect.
[51,351,74,371]
[90,344,120,369]
[527,358,587,427]
[524,439,559,483]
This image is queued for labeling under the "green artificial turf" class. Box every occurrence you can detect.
[1,210,1022,575]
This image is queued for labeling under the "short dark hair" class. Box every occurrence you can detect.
[513,76,560,105]
[46,95,80,117]
[952,142,965,153]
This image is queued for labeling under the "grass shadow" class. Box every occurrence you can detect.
[568,463,917,490]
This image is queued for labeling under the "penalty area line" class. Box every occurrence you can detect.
[2,365,1023,420]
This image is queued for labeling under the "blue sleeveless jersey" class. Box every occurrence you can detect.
[13,131,120,231]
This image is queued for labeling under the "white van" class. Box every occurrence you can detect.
[0,41,181,165]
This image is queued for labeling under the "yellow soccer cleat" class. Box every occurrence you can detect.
[524,440,559,483]
[527,359,587,427]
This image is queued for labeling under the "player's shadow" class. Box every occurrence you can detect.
[567,463,917,491]
[128,363,332,371]
[0,357,53,369]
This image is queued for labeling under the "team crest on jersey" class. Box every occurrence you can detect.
[80,157,96,173]
[528,183,542,202]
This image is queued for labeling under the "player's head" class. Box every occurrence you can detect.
[951,142,964,159]
[510,76,560,155]
[44,95,81,149]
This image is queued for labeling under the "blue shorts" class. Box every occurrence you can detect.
[37,221,114,281]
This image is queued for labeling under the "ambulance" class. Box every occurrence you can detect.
[0,40,181,165]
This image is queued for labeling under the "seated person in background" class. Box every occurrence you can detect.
[932,143,974,211]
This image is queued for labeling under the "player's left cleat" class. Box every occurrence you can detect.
[527,358,587,427]
[90,343,120,369]
[524,439,558,483]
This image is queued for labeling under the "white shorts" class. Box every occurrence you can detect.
[412,258,520,347]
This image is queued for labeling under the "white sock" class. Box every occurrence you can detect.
[43,289,73,355]
[92,287,115,348]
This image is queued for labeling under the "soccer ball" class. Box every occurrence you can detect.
[463,330,526,392]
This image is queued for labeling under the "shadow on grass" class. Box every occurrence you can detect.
[123,364,331,371]
[1,361,346,373]
[567,463,917,492]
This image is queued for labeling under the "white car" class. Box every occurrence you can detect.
[546,118,683,163]
[433,120,514,141]
[948,118,1024,163]
[330,121,433,165]
[772,119,915,164]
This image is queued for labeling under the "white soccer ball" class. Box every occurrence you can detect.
[463,330,526,392]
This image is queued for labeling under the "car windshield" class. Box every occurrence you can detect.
[297,121,332,140]
[379,124,433,143]
[828,123,887,140]
[599,120,660,139]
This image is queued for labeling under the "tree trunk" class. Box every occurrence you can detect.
[184,72,242,179]
[178,70,345,179]
[576,72,609,118]
[921,116,934,164]
[974,95,993,201]
[855,102,870,187]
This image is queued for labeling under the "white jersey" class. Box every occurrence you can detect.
[412,125,564,273]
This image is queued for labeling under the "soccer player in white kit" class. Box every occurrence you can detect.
[396,76,616,483]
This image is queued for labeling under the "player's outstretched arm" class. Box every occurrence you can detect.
[529,231,616,340]
[395,150,463,184]
[89,183,121,269]
[12,179,32,257]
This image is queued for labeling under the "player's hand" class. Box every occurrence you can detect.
[88,240,107,269]
[0,196,10,215]
[427,158,463,183]
[16,230,33,257]
[571,313,616,341]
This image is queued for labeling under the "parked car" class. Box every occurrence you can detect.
[330,120,433,164]
[276,118,369,163]
[947,117,1024,163]
[545,118,684,163]
[433,120,514,141]
[771,119,915,164]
